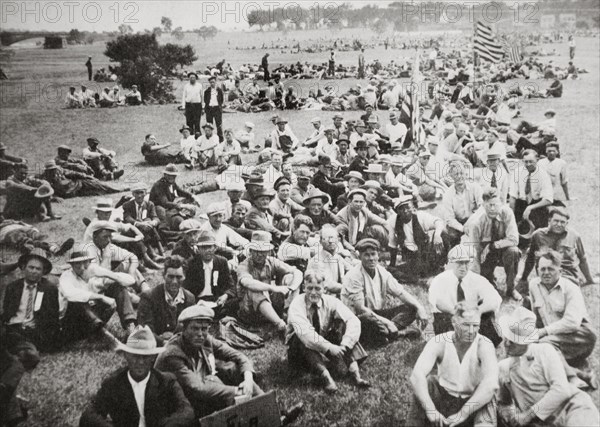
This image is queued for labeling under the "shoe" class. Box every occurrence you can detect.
[510,290,523,302]
[352,376,371,388]
[82,217,91,227]
[50,214,62,220]
[55,238,75,256]
[583,371,599,390]
[113,170,125,180]
[280,402,304,426]
[394,325,422,339]
[184,163,193,170]
[322,372,338,394]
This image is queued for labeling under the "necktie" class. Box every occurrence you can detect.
[491,218,500,243]
[456,279,465,302]
[25,284,36,320]
[491,172,497,188]
[311,304,321,334]
[525,173,532,202]
[137,204,143,221]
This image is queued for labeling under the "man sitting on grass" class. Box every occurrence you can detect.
[80,326,195,427]
[287,270,370,394]
[341,238,428,345]
[408,302,499,427]
[154,305,303,425]
[497,307,600,427]
[237,231,303,333]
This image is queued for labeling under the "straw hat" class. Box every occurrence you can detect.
[498,307,539,345]
[247,231,274,251]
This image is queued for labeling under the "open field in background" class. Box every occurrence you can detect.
[0,31,598,426]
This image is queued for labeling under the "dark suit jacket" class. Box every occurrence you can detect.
[138,285,195,337]
[122,199,159,226]
[183,255,235,301]
[311,170,345,201]
[1,278,60,352]
[203,87,224,108]
[79,367,195,427]
[149,178,193,210]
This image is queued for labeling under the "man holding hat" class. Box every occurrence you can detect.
[3,163,61,222]
[59,247,138,342]
[388,194,448,280]
[464,187,522,301]
[193,124,219,170]
[237,231,303,332]
[204,76,224,142]
[497,306,600,427]
[341,238,428,344]
[80,325,195,426]
[141,133,187,166]
[235,121,256,152]
[383,111,408,149]
[181,72,203,135]
[154,305,263,417]
[83,137,123,181]
[42,160,125,198]
[408,302,499,427]
[429,244,503,346]
[2,248,60,353]
[181,230,237,318]
[149,164,196,231]
[55,144,94,175]
[270,117,299,154]
[215,129,242,173]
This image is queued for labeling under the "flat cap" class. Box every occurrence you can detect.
[178,305,215,323]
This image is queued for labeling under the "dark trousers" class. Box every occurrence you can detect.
[263,68,270,81]
[358,305,417,345]
[407,375,497,427]
[433,312,502,347]
[480,246,520,295]
[87,68,92,81]
[400,230,451,278]
[287,319,368,375]
[205,106,224,142]
[64,283,136,330]
[185,102,202,135]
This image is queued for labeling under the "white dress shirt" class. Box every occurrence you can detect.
[181,82,203,107]
[428,270,502,314]
[127,372,150,427]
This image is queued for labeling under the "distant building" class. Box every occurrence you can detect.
[44,36,66,49]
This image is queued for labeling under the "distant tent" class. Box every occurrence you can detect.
[44,36,65,49]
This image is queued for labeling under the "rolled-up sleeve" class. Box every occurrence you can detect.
[534,344,575,421]
[341,269,365,314]
[59,270,94,303]
[288,297,334,354]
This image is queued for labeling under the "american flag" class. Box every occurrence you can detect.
[400,51,426,148]
[500,35,522,64]
[474,21,504,63]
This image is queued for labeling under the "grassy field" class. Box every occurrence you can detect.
[1,30,599,426]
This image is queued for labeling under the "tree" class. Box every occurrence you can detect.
[172,26,184,40]
[195,26,218,40]
[118,24,133,35]
[155,43,197,75]
[152,27,163,37]
[67,29,84,44]
[105,33,197,102]
[161,16,173,32]
[247,9,266,30]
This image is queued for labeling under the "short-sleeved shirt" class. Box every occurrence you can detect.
[538,158,568,202]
